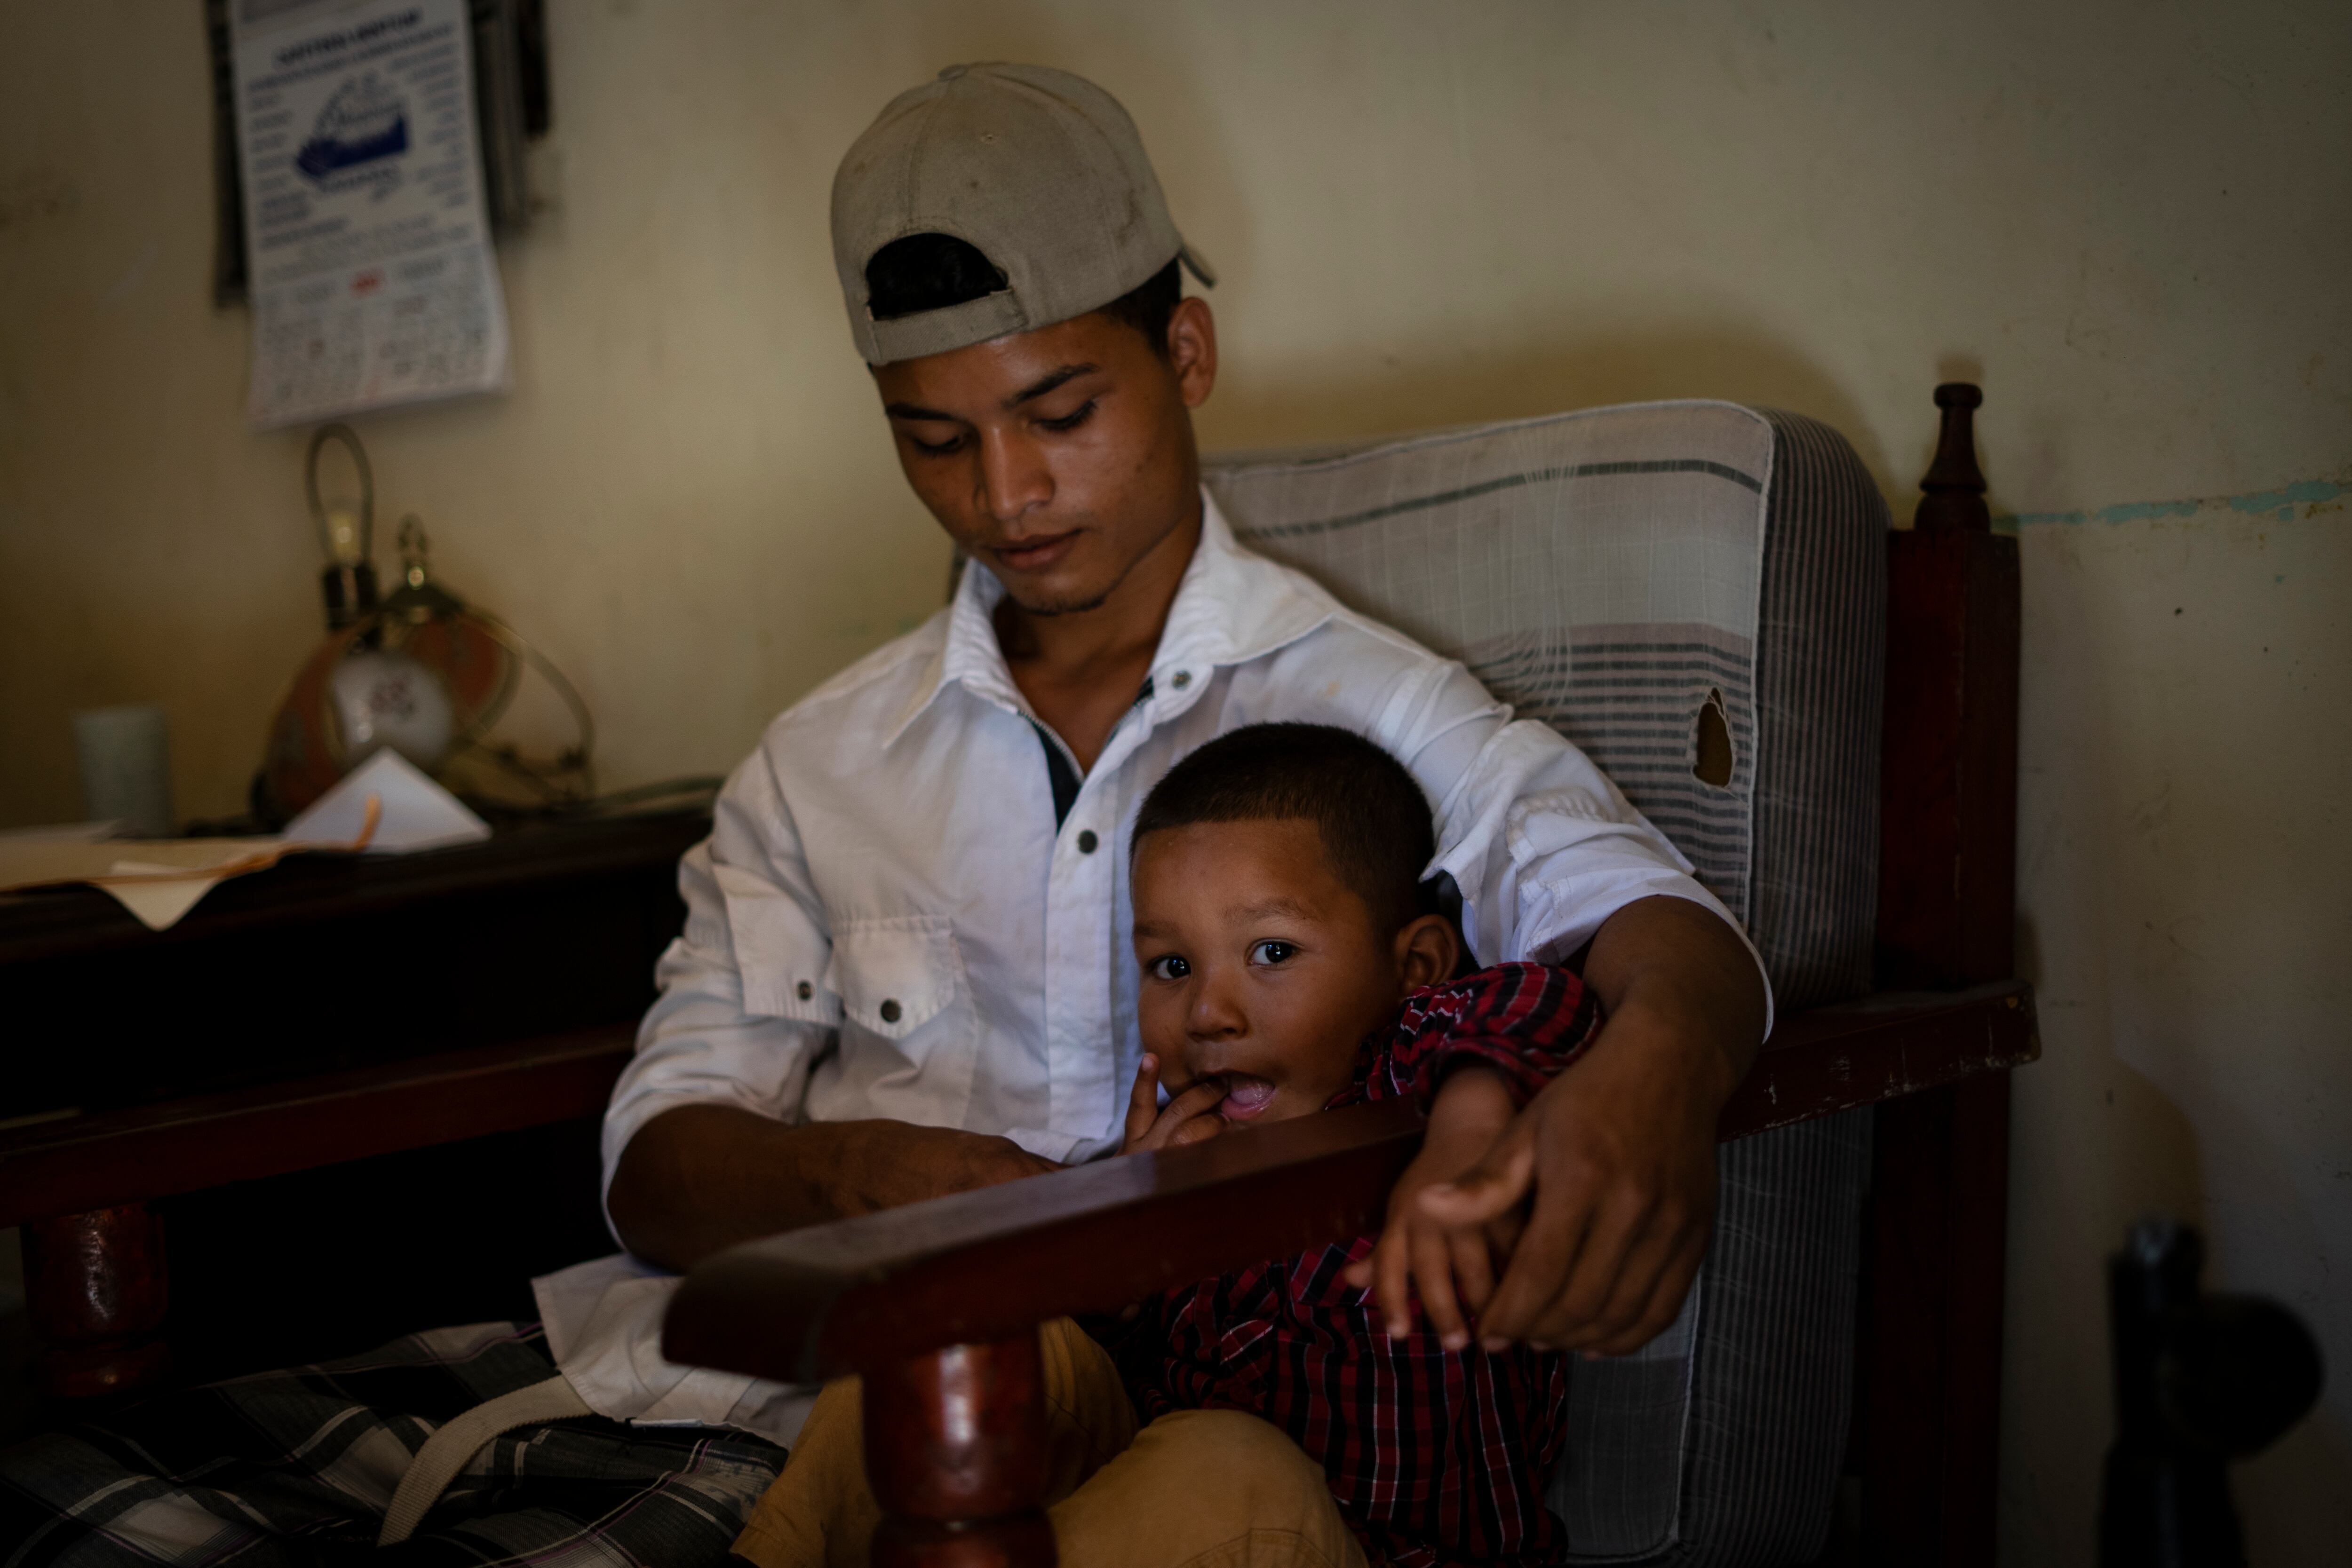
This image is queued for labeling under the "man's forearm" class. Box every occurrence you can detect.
[606,1103,1057,1272]
[1578,893,1767,1108]
[605,1106,877,1271]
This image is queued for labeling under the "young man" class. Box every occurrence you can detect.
[735,724,1606,1568]
[591,60,1765,1387]
[570,51,1766,1544]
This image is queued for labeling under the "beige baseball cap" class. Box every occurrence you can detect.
[831,63,1216,365]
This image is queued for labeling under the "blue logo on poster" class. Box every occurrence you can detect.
[296,72,409,181]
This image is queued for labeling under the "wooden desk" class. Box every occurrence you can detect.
[0,805,705,1398]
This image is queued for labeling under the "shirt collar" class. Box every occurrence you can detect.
[888,488,1338,746]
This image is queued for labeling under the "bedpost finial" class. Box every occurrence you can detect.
[1917,382,1990,533]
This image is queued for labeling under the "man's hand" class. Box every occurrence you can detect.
[1340,1067,1517,1349]
[1418,895,1765,1356]
[1120,1053,1227,1154]
[607,1103,1058,1272]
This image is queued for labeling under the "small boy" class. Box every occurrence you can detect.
[735,723,1601,1568]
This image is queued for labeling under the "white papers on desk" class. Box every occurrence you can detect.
[283,747,490,853]
[0,836,288,930]
[229,0,510,429]
[98,860,247,931]
[0,752,485,931]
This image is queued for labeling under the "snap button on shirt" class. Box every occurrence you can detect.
[1076,830,1099,854]
[879,998,902,1024]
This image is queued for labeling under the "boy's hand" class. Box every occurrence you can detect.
[1120,1053,1229,1155]
[1414,897,1762,1358]
[1341,1068,1521,1350]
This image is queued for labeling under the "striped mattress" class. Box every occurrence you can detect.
[1204,402,1887,1564]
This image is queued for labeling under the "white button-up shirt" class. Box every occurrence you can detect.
[542,492,1757,1438]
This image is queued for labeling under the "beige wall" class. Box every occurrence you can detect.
[2,1,2345,1559]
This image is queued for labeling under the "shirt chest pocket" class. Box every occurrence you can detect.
[825,914,982,1123]
[826,915,965,1040]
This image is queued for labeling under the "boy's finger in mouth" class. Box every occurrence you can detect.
[1163,1073,1229,1111]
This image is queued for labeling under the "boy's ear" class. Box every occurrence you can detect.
[1393,913,1460,995]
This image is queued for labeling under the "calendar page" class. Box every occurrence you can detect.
[230,0,511,428]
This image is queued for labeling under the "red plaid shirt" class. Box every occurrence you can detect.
[1107,963,1603,1568]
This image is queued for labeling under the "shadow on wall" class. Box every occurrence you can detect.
[2102,1062,2211,1235]
[2015,916,2213,1242]
[1198,323,1898,500]
[2235,1408,2352,1566]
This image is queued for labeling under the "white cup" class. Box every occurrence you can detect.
[72,705,175,838]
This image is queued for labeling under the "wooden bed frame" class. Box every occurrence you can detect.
[660,385,2035,1567]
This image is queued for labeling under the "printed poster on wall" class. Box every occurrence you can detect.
[230,0,510,429]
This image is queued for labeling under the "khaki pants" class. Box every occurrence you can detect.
[733,1318,1369,1568]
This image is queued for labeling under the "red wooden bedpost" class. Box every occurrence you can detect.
[863,1329,1058,1567]
[20,1203,172,1399]
[1859,381,2022,1567]
[1879,380,2020,988]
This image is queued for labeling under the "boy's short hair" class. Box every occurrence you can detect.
[1131,723,1436,930]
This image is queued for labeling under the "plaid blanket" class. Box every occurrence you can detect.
[0,1322,785,1567]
